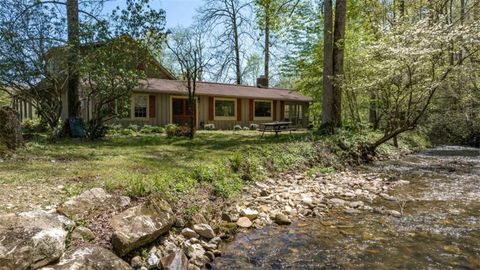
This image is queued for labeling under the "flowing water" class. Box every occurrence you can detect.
[213,146,480,270]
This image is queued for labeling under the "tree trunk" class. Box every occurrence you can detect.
[67,0,80,119]
[321,0,334,131]
[332,0,347,128]
[369,92,378,129]
[232,12,242,85]
[264,13,270,87]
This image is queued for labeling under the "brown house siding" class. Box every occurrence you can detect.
[280,101,285,121]
[237,98,242,121]
[149,95,156,118]
[249,99,254,121]
[273,101,277,121]
[208,97,214,121]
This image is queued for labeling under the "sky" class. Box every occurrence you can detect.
[102,0,203,28]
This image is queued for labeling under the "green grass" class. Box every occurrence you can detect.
[0,130,319,203]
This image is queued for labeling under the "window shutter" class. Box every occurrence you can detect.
[237,99,242,121]
[280,101,285,121]
[273,101,277,121]
[149,95,156,118]
[208,97,214,121]
[249,99,254,121]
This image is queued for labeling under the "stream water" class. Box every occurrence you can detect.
[213,146,480,270]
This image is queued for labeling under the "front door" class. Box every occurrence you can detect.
[172,98,196,126]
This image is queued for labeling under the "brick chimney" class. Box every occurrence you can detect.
[256,75,269,88]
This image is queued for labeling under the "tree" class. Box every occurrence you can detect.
[198,0,250,84]
[167,28,210,139]
[254,0,301,87]
[0,0,67,131]
[322,0,347,132]
[353,17,480,156]
[67,0,80,119]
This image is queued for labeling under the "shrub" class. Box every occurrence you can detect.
[127,124,140,132]
[140,125,154,134]
[120,128,134,136]
[243,127,249,131]
[204,123,215,130]
[165,124,177,138]
[249,124,259,130]
[233,125,242,131]
[22,118,46,133]
[175,126,195,137]
[150,126,165,134]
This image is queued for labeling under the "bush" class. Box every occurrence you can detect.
[22,119,46,133]
[204,123,215,130]
[120,128,134,136]
[165,124,177,138]
[249,124,259,130]
[243,127,250,131]
[140,125,165,134]
[233,125,242,131]
[127,124,140,132]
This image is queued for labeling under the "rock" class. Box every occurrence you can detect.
[0,210,67,270]
[199,240,217,251]
[329,198,346,206]
[131,256,143,268]
[349,201,364,209]
[274,213,292,225]
[221,212,239,222]
[380,193,397,201]
[236,217,252,228]
[71,226,95,242]
[111,195,176,256]
[147,254,159,269]
[164,240,179,254]
[209,236,222,246]
[192,224,215,239]
[181,228,199,239]
[240,208,258,220]
[40,245,131,270]
[344,208,362,215]
[187,264,201,270]
[387,210,402,217]
[301,196,314,207]
[191,214,207,225]
[160,251,188,270]
[284,205,293,215]
[184,243,205,260]
[0,106,23,151]
[57,188,131,220]
[260,190,270,196]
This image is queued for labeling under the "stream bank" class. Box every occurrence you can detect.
[213,146,480,269]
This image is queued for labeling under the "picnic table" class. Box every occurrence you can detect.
[260,121,294,137]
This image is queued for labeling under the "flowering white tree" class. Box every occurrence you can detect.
[350,17,480,155]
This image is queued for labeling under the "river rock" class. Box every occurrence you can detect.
[41,245,131,270]
[111,195,175,256]
[0,210,68,270]
[184,243,205,260]
[71,226,95,242]
[181,228,199,239]
[240,208,258,220]
[57,188,131,220]
[160,250,188,270]
[236,217,252,228]
[131,256,143,268]
[221,212,239,222]
[193,224,215,239]
[274,213,292,225]
[147,254,159,269]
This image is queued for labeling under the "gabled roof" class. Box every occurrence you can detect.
[138,78,312,102]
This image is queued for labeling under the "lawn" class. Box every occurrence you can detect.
[0,130,318,214]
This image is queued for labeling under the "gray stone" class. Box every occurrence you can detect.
[147,254,159,269]
[160,251,188,270]
[192,224,215,239]
[40,245,131,270]
[57,188,131,220]
[221,212,239,222]
[0,210,67,270]
[111,195,176,256]
[71,226,95,242]
[274,213,292,225]
[184,243,205,260]
[181,228,199,239]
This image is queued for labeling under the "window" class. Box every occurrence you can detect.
[215,98,236,120]
[133,95,148,118]
[254,100,272,120]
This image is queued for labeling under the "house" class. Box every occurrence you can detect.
[12,38,312,130]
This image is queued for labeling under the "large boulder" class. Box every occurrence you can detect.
[0,106,23,152]
[0,210,68,270]
[111,195,176,256]
[57,188,131,221]
[40,244,131,270]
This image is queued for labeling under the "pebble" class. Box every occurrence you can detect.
[237,217,253,228]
